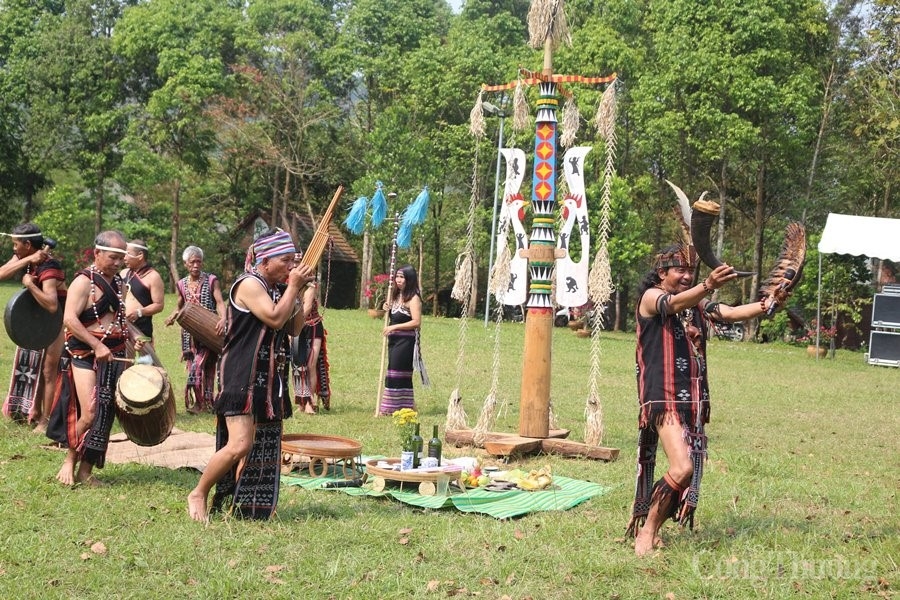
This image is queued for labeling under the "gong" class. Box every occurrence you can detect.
[3,288,63,350]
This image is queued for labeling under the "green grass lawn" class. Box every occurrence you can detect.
[0,282,896,599]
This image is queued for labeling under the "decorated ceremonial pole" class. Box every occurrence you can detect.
[518,1,567,438]
[374,213,401,416]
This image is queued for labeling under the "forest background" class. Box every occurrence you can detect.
[0,0,896,342]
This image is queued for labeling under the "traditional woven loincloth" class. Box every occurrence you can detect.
[211,419,283,520]
[3,347,44,422]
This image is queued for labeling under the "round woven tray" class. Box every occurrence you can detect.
[282,433,362,459]
[365,459,461,483]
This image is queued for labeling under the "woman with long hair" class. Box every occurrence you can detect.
[378,265,428,415]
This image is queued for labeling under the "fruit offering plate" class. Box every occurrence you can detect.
[365,458,462,483]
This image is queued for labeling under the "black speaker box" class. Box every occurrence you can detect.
[867,330,900,367]
[872,293,900,328]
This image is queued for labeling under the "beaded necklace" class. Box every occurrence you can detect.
[64,265,126,355]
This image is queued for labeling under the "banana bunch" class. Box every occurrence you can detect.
[514,466,553,491]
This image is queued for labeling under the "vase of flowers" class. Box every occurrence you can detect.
[365,273,391,317]
[392,408,418,470]
[796,320,837,357]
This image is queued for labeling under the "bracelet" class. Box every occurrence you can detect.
[759,298,767,313]
[702,280,712,294]
[137,308,143,318]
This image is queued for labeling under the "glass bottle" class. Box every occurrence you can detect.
[410,423,423,468]
[427,424,442,464]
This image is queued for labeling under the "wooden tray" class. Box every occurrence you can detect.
[282,433,363,478]
[365,459,464,496]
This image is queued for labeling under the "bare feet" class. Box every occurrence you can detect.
[187,490,209,523]
[76,474,105,488]
[634,530,657,557]
[56,456,76,486]
[304,403,316,415]
[32,419,49,434]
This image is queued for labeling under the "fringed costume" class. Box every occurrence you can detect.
[46,267,127,469]
[176,272,219,411]
[211,271,293,520]
[626,291,710,536]
[378,301,428,416]
[291,287,330,412]
[3,258,66,422]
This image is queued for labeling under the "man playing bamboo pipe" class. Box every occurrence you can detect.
[627,243,790,556]
[188,229,314,522]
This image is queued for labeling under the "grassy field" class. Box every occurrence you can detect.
[0,282,897,599]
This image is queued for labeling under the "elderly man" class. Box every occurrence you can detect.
[120,239,165,343]
[0,223,66,431]
[188,229,314,522]
[165,246,226,413]
[52,231,130,486]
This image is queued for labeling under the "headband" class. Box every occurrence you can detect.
[6,232,42,240]
[95,244,126,254]
[127,243,149,251]
[654,244,697,270]
[244,230,297,272]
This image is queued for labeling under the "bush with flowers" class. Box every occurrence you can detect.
[391,408,418,451]
[795,320,837,346]
[365,273,391,309]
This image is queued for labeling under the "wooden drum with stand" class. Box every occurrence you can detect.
[115,364,176,447]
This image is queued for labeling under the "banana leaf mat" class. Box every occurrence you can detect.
[282,463,611,519]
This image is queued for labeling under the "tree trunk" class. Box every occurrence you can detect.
[746,162,767,339]
[168,179,182,291]
[94,181,105,236]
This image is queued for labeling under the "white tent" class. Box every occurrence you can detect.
[815,213,900,352]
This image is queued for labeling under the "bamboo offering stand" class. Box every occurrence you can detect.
[281,433,363,478]
[365,459,465,496]
[447,1,618,462]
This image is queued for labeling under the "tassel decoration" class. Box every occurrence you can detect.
[371,181,387,229]
[527,0,572,51]
[559,95,580,148]
[469,90,486,139]
[512,79,530,132]
[343,196,368,235]
[397,186,430,249]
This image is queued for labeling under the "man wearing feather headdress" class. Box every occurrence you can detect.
[627,243,791,556]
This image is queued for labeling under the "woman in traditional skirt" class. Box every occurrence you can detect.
[378,265,428,416]
[292,272,330,414]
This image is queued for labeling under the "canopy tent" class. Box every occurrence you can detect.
[815,213,900,353]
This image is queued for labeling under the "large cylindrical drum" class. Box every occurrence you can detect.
[175,303,223,355]
[115,364,176,447]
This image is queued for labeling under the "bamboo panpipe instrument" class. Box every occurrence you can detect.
[300,185,344,268]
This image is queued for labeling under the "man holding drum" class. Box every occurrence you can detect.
[52,231,130,486]
[164,246,226,413]
[0,223,67,431]
[188,229,314,522]
[120,239,165,343]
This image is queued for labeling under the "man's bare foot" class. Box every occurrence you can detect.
[634,530,657,557]
[32,419,49,434]
[56,458,76,486]
[187,491,209,523]
[76,474,105,488]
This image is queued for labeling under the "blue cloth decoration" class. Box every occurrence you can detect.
[344,196,368,235]
[371,181,387,229]
[397,186,430,249]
